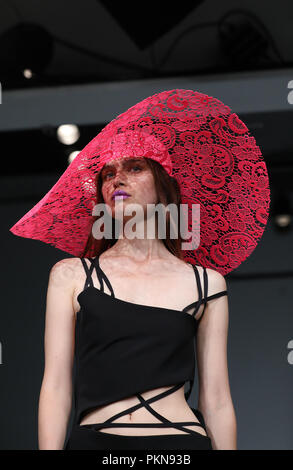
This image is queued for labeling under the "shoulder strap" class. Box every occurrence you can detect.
[182,265,202,316]
[202,267,208,313]
[183,264,228,321]
[80,258,94,290]
[80,258,103,291]
[93,254,115,297]
[197,267,228,325]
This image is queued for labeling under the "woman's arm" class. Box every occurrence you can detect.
[196,269,237,450]
[38,258,76,450]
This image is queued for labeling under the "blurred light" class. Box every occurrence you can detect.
[68,150,80,164]
[274,214,291,228]
[57,124,80,145]
[23,69,33,79]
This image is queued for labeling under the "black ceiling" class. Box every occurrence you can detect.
[0,0,292,89]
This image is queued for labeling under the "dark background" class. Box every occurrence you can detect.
[0,0,292,450]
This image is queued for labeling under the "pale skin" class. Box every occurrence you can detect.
[38,157,237,450]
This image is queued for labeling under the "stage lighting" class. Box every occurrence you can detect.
[57,125,80,145]
[68,150,81,164]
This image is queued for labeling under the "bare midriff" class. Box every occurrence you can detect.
[78,384,208,437]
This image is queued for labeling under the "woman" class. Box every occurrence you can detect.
[37,153,235,450]
[10,89,269,450]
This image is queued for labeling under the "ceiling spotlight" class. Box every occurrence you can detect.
[274,214,291,229]
[57,124,80,145]
[23,69,33,79]
[68,150,80,164]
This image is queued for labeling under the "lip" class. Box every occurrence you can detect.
[112,190,131,200]
[113,194,131,201]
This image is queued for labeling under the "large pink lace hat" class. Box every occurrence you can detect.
[9,89,270,275]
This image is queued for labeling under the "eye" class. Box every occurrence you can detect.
[130,165,142,172]
[102,164,142,180]
[103,171,114,180]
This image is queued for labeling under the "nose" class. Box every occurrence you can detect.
[113,167,126,187]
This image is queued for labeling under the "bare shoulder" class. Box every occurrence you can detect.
[48,257,81,292]
[203,267,227,296]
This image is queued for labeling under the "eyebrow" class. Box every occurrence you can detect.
[101,158,144,173]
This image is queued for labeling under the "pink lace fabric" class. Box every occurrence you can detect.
[10,89,270,275]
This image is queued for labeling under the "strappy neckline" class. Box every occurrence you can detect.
[77,254,228,325]
[89,254,205,322]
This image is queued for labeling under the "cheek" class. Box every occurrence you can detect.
[101,182,112,201]
[136,173,157,203]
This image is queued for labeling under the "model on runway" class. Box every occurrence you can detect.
[10,89,270,450]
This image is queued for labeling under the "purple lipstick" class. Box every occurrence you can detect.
[112,190,131,200]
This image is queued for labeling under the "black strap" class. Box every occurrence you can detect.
[94,255,115,297]
[197,267,228,324]
[182,265,203,316]
[81,257,227,323]
[206,291,228,301]
[80,258,95,290]
[102,383,184,423]
[83,257,227,317]
[135,392,201,436]
[89,382,207,435]
[201,267,208,317]
[184,265,228,321]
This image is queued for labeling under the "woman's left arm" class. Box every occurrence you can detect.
[196,269,237,450]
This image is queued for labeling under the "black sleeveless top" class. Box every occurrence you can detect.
[72,255,228,432]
